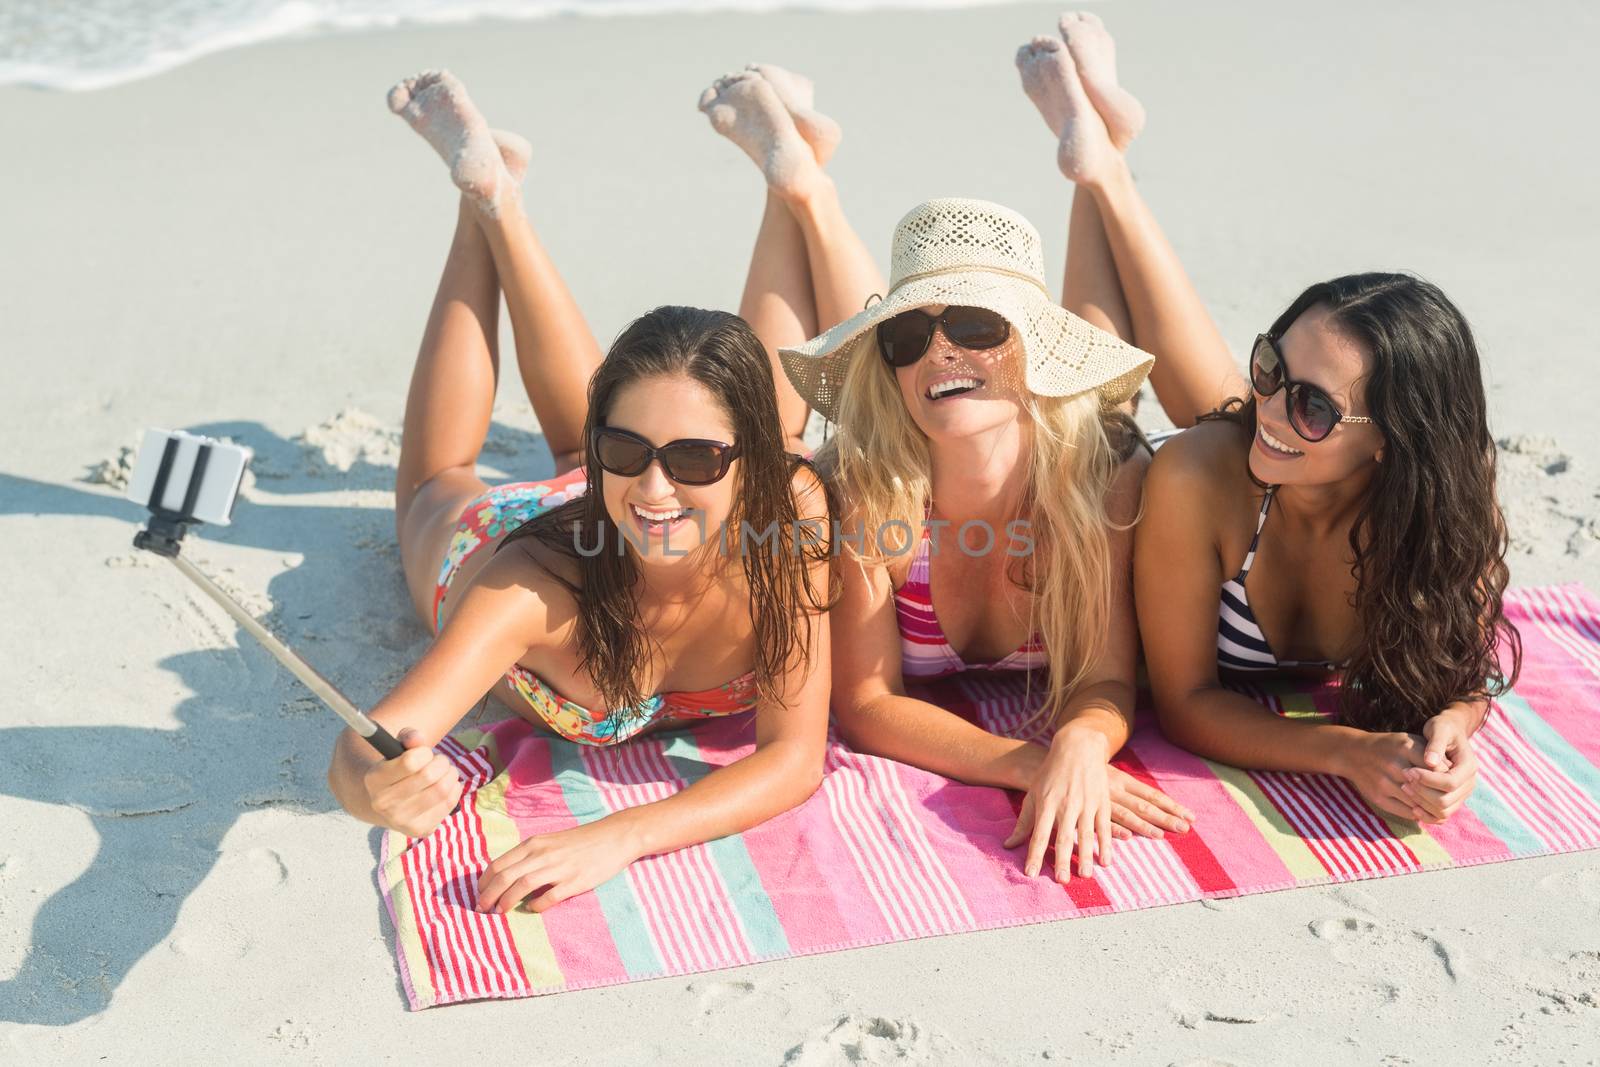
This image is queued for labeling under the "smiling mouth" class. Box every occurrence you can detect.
[630,503,694,533]
[926,376,984,401]
[1257,425,1305,457]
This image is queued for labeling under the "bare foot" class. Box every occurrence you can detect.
[743,62,842,166]
[492,129,531,185]
[388,70,516,215]
[1015,36,1117,184]
[697,70,822,199]
[1058,11,1144,151]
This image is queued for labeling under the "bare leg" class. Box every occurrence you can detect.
[1063,178,1134,343]
[703,67,884,441]
[739,191,819,448]
[1087,164,1244,426]
[1018,39,1132,338]
[476,199,604,473]
[394,197,501,623]
[785,176,884,339]
[391,69,600,473]
[1020,24,1246,427]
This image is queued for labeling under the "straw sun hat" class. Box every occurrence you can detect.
[779,198,1154,423]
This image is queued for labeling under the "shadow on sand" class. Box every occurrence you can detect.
[0,417,548,1025]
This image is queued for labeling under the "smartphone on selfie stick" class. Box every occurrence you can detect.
[127,429,405,760]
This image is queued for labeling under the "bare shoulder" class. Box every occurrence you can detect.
[789,457,833,525]
[459,537,581,642]
[1107,445,1153,524]
[1145,419,1252,505]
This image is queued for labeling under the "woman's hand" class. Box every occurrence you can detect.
[476,817,642,914]
[363,727,463,839]
[1400,714,1479,822]
[1334,731,1429,821]
[1004,726,1114,881]
[1106,765,1194,840]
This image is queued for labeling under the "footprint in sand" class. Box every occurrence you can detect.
[1526,949,1600,1014]
[1495,434,1600,559]
[782,1014,955,1066]
[219,846,289,889]
[687,977,756,1012]
[1308,917,1461,981]
[269,1020,312,1050]
[170,925,252,961]
[1536,865,1600,905]
[686,976,801,1022]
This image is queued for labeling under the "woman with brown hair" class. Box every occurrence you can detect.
[1011,15,1520,821]
[326,70,836,914]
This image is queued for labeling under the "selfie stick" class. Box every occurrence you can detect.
[133,436,405,760]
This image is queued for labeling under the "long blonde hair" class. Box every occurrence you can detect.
[817,334,1137,727]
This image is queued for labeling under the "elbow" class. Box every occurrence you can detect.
[831,702,878,755]
[326,729,359,812]
[771,743,825,810]
[796,760,824,802]
[1151,690,1210,754]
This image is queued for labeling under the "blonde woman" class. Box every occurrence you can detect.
[702,59,1195,880]
[774,199,1194,884]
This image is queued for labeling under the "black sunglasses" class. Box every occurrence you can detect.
[1250,334,1375,443]
[876,306,1011,368]
[591,427,741,486]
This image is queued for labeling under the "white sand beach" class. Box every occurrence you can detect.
[2,0,1598,1061]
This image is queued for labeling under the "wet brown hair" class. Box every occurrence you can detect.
[503,306,835,716]
[1206,273,1521,731]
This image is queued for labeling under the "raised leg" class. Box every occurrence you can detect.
[784,177,885,344]
[1019,21,1247,427]
[476,199,604,472]
[394,197,502,624]
[739,191,820,447]
[1087,163,1245,426]
[390,69,601,473]
[1063,178,1134,343]
[1018,38,1133,340]
[702,67,885,443]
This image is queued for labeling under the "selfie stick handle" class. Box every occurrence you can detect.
[166,552,406,760]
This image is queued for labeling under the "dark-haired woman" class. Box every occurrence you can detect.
[1018,17,1519,823]
[1135,277,1518,823]
[326,71,833,913]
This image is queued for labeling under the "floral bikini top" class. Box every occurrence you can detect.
[435,474,759,746]
[504,665,759,746]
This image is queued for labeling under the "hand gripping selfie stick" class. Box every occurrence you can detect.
[130,430,405,760]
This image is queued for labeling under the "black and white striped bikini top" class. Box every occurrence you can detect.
[1217,487,1342,674]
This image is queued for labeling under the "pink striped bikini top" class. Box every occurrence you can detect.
[893,517,1047,680]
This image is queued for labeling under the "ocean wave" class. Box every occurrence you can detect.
[0,0,1003,92]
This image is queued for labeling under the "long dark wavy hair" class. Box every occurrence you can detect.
[501,306,834,715]
[1207,273,1521,731]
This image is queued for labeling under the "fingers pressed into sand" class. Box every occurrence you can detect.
[744,62,842,166]
[1014,35,1116,184]
[389,70,516,215]
[698,70,823,199]
[1059,11,1145,151]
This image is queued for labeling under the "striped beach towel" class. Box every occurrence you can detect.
[377,584,1600,1009]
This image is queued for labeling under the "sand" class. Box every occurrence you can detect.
[2,0,1598,1062]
